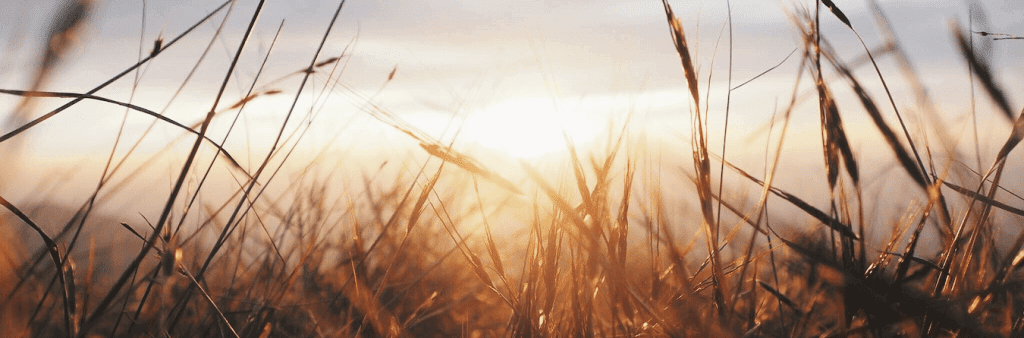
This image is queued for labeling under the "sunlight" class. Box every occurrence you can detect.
[463,98,602,159]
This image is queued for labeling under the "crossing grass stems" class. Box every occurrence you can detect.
[2,0,1024,336]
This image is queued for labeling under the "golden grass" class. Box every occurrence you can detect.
[3,0,1024,337]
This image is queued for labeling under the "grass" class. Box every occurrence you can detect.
[2,0,1024,337]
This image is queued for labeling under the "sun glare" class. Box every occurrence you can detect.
[463,99,601,159]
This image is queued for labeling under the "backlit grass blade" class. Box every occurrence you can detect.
[820,0,852,29]
[0,195,73,336]
[759,281,804,316]
[722,159,859,239]
[828,58,928,190]
[942,181,1024,217]
[0,89,254,179]
[952,21,1014,121]
[661,0,700,109]
[0,1,233,145]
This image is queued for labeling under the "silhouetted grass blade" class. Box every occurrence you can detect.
[821,0,853,29]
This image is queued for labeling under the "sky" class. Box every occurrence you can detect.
[2,0,1024,221]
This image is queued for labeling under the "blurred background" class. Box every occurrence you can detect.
[2,0,1024,243]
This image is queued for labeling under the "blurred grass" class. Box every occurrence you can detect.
[2,0,1024,337]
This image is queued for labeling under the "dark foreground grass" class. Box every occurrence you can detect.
[3,0,1024,337]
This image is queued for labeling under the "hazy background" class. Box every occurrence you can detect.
[2,0,1024,245]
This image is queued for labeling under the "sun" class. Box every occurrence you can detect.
[463,99,601,159]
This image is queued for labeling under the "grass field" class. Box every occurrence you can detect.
[2,0,1024,337]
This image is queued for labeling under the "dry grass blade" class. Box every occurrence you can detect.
[820,0,852,29]
[976,31,1024,40]
[937,100,1024,298]
[0,195,74,336]
[661,0,700,108]
[829,59,927,190]
[0,89,253,178]
[816,1,934,211]
[418,143,522,195]
[991,108,1024,166]
[355,84,521,195]
[387,65,398,81]
[78,1,259,336]
[731,48,797,91]
[469,252,495,291]
[819,96,841,188]
[0,1,232,145]
[39,0,92,83]
[8,0,93,131]
[952,21,1014,121]
[722,159,858,239]
[891,198,935,288]
[167,7,353,333]
[359,166,428,263]
[341,265,407,337]
[868,1,958,233]
[1011,249,1024,271]
[520,162,589,232]
[869,0,960,162]
[564,135,594,217]
[887,252,943,275]
[942,181,1024,217]
[758,281,804,316]
[472,177,506,281]
[314,56,340,68]
[681,169,767,236]
[935,91,1024,295]
[177,267,240,338]
[406,165,444,234]
[615,160,635,265]
[118,222,147,243]
[226,89,280,110]
[772,234,841,274]
[538,214,564,324]
[812,53,863,268]
[662,0,727,316]
[815,81,856,187]
[999,220,1024,285]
